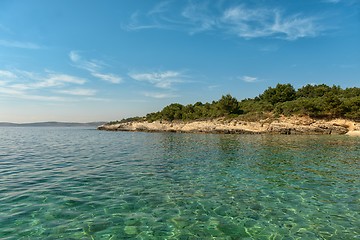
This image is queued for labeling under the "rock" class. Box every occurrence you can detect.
[346,131,360,136]
[98,117,357,135]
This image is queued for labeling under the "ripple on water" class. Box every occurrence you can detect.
[0,128,359,239]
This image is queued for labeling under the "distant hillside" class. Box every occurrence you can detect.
[0,122,106,127]
[0,122,18,127]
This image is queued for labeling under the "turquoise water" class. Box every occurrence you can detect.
[0,127,359,239]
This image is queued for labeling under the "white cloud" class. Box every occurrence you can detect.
[57,88,97,96]
[129,70,183,89]
[0,39,41,49]
[69,51,101,72]
[143,91,178,99]
[122,12,164,31]
[123,2,322,41]
[69,51,81,62]
[130,71,180,81]
[48,74,86,85]
[0,70,86,89]
[0,70,17,79]
[9,83,30,90]
[91,72,122,84]
[0,69,85,88]
[221,6,319,40]
[84,97,111,102]
[0,69,91,102]
[0,86,68,102]
[148,1,172,15]
[69,51,122,84]
[208,85,220,90]
[240,76,258,83]
[38,73,86,87]
[0,87,24,95]
[181,2,217,33]
[20,95,67,102]
[323,0,341,3]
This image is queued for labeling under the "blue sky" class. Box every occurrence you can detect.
[0,0,359,123]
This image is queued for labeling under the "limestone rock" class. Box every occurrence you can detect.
[98,117,357,135]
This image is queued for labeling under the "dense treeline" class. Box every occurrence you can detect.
[128,84,360,123]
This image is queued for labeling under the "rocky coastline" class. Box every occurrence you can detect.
[98,116,360,136]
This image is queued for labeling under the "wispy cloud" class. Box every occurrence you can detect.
[148,1,172,15]
[181,2,217,34]
[123,2,323,40]
[0,39,41,49]
[221,6,319,40]
[0,68,90,102]
[322,0,358,4]
[240,75,258,83]
[57,88,97,96]
[91,72,122,84]
[129,70,184,89]
[0,70,17,79]
[84,97,111,102]
[69,51,122,83]
[208,85,220,90]
[3,70,86,89]
[19,94,67,102]
[69,51,81,62]
[323,0,341,3]
[122,2,175,31]
[0,86,67,102]
[35,73,86,88]
[69,51,101,72]
[143,91,179,99]
[122,12,160,31]
[0,86,24,96]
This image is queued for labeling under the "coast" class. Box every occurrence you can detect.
[98,116,360,135]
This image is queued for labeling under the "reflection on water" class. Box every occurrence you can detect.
[0,128,359,239]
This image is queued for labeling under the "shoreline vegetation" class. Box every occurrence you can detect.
[99,83,360,135]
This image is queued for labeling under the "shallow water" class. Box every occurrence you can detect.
[0,127,359,239]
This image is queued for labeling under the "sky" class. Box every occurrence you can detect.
[0,0,359,123]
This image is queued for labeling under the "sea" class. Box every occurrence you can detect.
[0,127,359,239]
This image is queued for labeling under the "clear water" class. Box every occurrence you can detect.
[0,127,359,240]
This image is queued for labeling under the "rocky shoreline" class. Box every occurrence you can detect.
[98,116,360,136]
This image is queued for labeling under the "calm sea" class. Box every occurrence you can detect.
[0,127,359,239]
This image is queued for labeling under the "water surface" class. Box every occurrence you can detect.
[0,127,359,239]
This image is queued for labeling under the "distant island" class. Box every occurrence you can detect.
[0,121,106,127]
[99,83,360,135]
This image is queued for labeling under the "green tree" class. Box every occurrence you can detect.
[343,97,360,120]
[343,87,360,98]
[216,94,242,116]
[142,83,360,123]
[260,83,296,105]
[323,92,343,117]
[297,84,331,98]
[161,103,184,121]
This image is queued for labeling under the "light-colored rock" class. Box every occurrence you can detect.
[346,131,360,136]
[98,116,358,135]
